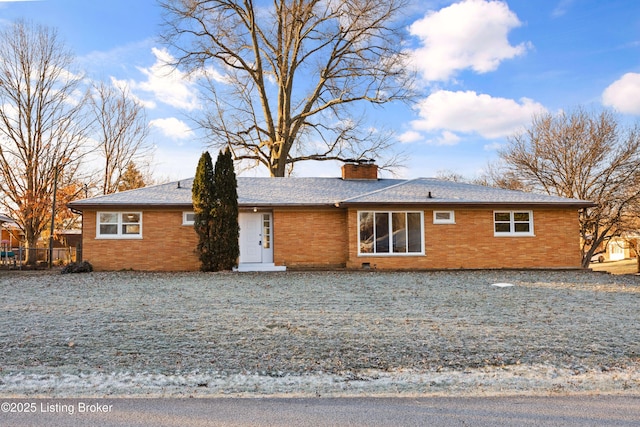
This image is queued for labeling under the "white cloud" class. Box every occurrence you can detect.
[551,0,575,18]
[150,117,195,140]
[483,141,503,151]
[602,73,640,115]
[131,47,202,111]
[426,130,461,146]
[398,130,423,143]
[408,0,530,82]
[109,76,157,110]
[411,90,547,139]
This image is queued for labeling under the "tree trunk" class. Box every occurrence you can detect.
[269,163,286,177]
[24,235,38,267]
[269,152,287,177]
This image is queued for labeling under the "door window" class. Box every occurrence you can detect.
[262,214,271,249]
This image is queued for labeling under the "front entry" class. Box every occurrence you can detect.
[238,212,283,271]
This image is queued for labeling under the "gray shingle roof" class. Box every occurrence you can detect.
[67,177,593,209]
[341,178,591,206]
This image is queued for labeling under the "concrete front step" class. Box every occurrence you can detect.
[234,263,287,272]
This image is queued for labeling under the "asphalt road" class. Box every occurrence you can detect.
[1,396,638,426]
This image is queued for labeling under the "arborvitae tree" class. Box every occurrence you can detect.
[192,152,216,271]
[211,148,239,270]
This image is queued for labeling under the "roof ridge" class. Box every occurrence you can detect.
[78,178,191,203]
[339,177,420,204]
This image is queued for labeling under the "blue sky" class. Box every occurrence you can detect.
[1,0,639,180]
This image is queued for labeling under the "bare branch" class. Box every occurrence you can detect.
[160,0,414,176]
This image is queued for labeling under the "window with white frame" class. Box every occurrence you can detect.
[97,212,142,238]
[358,211,424,255]
[183,212,195,225]
[493,211,533,236]
[433,210,455,224]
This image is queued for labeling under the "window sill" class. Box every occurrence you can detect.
[358,252,425,257]
[95,235,143,240]
[493,233,535,237]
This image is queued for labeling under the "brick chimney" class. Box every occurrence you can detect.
[341,162,378,180]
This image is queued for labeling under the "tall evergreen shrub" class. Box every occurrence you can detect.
[212,148,239,270]
[192,151,216,271]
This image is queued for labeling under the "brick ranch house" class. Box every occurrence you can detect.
[67,163,593,272]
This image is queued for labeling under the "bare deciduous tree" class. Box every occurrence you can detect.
[497,108,640,267]
[160,0,413,176]
[89,81,151,194]
[435,169,467,183]
[477,161,529,191]
[0,20,89,265]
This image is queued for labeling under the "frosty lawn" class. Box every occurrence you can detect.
[0,270,638,397]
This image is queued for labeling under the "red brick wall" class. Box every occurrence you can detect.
[81,206,582,271]
[82,209,199,271]
[345,207,582,269]
[273,207,348,268]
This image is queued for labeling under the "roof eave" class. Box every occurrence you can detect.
[66,202,194,210]
[67,202,342,210]
[338,201,595,208]
[68,200,595,210]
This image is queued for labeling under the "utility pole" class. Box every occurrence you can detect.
[48,166,59,268]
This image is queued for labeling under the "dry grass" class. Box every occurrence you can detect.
[590,259,639,275]
[0,270,638,397]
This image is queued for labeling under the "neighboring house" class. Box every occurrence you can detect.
[0,214,20,248]
[45,229,82,264]
[591,234,640,263]
[607,237,631,261]
[0,214,79,265]
[0,214,18,266]
[67,163,593,272]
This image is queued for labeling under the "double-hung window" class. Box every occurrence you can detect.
[494,211,533,236]
[97,212,142,238]
[358,211,424,255]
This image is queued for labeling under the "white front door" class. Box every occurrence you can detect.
[260,213,273,263]
[239,212,273,264]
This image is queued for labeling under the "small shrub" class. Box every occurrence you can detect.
[61,261,93,274]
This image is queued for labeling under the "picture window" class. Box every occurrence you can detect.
[358,211,424,255]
